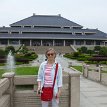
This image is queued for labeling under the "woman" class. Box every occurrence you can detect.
[37,48,63,107]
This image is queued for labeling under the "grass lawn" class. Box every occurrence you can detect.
[102,70,107,73]
[71,66,83,72]
[0,66,39,78]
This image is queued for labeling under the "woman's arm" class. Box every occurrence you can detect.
[37,81,41,89]
[37,63,43,95]
[56,64,63,98]
[57,64,63,87]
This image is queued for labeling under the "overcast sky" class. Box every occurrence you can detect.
[0,0,107,33]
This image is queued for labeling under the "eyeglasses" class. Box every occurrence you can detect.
[47,53,54,56]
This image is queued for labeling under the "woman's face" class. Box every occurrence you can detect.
[46,50,56,60]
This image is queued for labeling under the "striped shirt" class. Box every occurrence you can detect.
[44,64,53,87]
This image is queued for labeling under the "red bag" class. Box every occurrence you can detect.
[41,63,58,101]
[41,87,53,101]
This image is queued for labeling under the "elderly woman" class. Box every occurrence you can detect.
[37,48,63,107]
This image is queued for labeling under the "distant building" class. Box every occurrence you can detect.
[0,14,107,47]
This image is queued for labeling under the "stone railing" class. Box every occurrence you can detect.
[0,69,80,107]
[0,72,15,107]
[83,64,107,85]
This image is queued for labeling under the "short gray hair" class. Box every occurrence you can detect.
[45,48,56,58]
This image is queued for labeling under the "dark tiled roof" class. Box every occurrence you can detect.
[10,15,82,28]
[0,27,101,34]
[0,33,107,40]
[0,15,107,41]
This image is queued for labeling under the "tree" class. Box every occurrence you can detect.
[80,46,87,53]
[94,46,101,54]
[17,45,29,54]
[5,46,15,55]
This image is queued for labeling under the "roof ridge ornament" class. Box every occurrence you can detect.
[33,13,36,16]
[58,14,61,17]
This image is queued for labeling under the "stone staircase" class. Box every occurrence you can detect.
[27,46,74,54]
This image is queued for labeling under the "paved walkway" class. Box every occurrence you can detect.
[80,76,107,107]
[56,55,107,107]
[32,54,107,107]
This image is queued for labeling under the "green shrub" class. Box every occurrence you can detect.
[0,63,5,66]
[87,50,94,55]
[63,53,73,59]
[0,49,6,56]
[94,46,101,51]
[73,52,79,57]
[77,57,87,61]
[99,47,107,56]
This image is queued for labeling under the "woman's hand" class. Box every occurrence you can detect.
[36,87,41,96]
[37,81,41,96]
[56,88,61,98]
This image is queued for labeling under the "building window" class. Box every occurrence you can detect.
[96,41,101,45]
[63,27,70,29]
[0,39,8,45]
[11,26,22,28]
[34,26,61,28]
[54,40,63,46]
[75,40,84,45]
[42,40,53,46]
[20,40,30,46]
[24,26,32,28]
[75,32,82,35]
[9,40,19,45]
[11,32,19,34]
[0,32,8,34]
[32,40,41,46]
[65,40,73,46]
[86,40,94,45]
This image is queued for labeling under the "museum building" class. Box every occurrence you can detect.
[0,14,107,47]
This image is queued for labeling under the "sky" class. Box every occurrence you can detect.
[0,0,107,33]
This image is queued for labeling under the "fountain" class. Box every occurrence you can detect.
[6,50,15,72]
[2,50,15,77]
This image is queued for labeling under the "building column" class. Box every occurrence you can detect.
[84,40,86,46]
[103,41,105,46]
[8,39,9,45]
[73,40,76,45]
[64,40,65,46]
[19,40,21,45]
[94,41,96,46]
[41,40,43,46]
[53,40,55,46]
[30,40,32,46]
[104,41,106,46]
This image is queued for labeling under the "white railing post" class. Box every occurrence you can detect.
[98,65,103,82]
[83,64,89,78]
[69,73,80,107]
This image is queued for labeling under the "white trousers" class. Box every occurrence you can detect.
[41,97,59,107]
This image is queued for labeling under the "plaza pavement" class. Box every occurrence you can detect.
[32,54,107,107]
[80,76,107,107]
